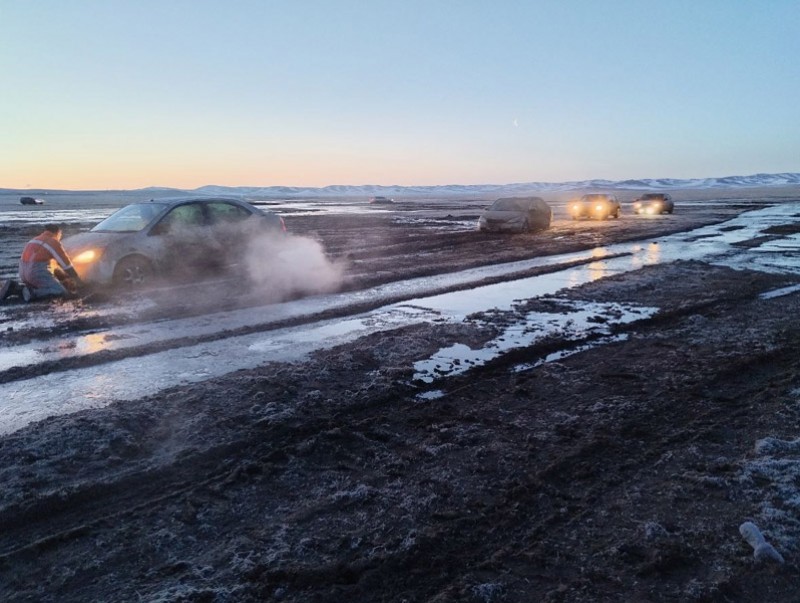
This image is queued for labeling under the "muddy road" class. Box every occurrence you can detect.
[2,193,800,602]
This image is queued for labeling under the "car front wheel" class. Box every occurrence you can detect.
[113,256,153,289]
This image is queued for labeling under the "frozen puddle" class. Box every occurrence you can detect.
[2,203,800,434]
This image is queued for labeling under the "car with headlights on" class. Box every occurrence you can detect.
[477,196,552,233]
[62,197,286,289]
[568,193,621,220]
[632,193,674,215]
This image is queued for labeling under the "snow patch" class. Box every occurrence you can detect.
[413,300,655,383]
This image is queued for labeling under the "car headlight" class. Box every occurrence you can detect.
[595,204,605,212]
[73,248,103,264]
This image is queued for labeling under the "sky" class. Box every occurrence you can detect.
[1,0,798,190]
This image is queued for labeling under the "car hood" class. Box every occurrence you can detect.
[62,231,134,254]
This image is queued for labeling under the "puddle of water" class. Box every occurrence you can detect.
[0,208,116,226]
[254,200,394,216]
[0,305,442,435]
[392,216,477,232]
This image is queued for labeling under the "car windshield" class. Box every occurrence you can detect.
[489,199,524,211]
[91,203,168,232]
[641,194,664,200]
[581,194,610,202]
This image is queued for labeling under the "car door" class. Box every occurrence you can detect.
[205,201,256,267]
[150,201,219,275]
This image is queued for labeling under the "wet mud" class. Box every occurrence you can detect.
[2,193,800,601]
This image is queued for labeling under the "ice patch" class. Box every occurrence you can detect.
[416,390,446,401]
[759,284,800,300]
[413,300,656,383]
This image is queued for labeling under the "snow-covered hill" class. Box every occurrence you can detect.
[188,172,800,198]
[2,172,798,199]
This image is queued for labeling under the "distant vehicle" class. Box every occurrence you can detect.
[369,196,394,204]
[568,194,621,220]
[20,196,44,205]
[632,193,674,215]
[62,197,286,289]
[477,196,553,233]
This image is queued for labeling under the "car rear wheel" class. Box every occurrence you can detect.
[113,256,153,289]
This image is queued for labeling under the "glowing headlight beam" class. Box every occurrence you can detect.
[73,249,100,264]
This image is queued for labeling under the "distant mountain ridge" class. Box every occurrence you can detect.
[190,172,800,197]
[3,172,798,198]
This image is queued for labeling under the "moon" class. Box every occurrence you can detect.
[513,118,519,127]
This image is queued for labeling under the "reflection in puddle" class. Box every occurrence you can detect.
[77,333,109,354]
[587,260,610,281]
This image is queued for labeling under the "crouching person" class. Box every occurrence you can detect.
[18,224,83,301]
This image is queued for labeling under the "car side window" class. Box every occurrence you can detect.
[207,202,252,225]
[157,203,205,233]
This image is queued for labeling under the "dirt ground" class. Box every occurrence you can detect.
[2,194,800,602]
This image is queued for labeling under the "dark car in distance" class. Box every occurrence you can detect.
[632,193,674,215]
[20,196,44,205]
[62,197,285,289]
[569,194,621,220]
[477,197,553,233]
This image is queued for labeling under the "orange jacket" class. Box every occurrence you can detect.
[20,231,75,272]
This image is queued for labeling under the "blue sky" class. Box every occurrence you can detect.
[1,0,798,189]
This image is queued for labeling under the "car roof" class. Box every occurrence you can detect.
[144,196,251,207]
